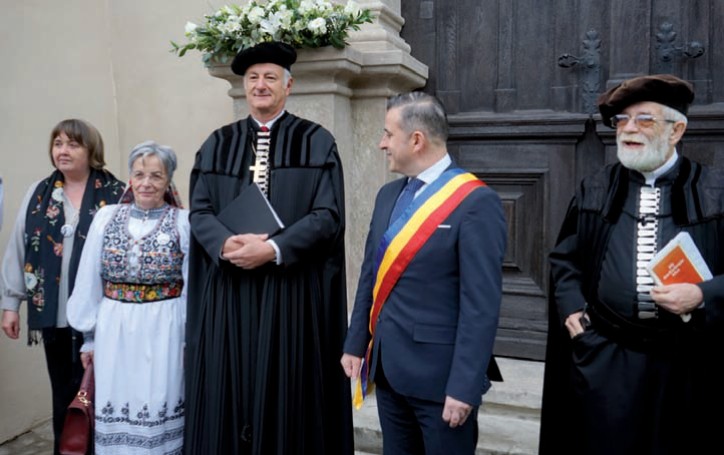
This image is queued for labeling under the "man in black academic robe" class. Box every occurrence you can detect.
[184,42,353,455]
[539,74,724,455]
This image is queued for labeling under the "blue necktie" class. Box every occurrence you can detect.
[389,178,424,226]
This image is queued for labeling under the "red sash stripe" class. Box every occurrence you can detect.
[369,179,483,333]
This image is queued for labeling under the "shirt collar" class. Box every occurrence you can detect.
[641,149,679,186]
[252,110,286,130]
[414,154,452,186]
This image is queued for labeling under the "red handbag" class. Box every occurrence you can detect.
[59,360,95,455]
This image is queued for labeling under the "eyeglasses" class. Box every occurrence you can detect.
[609,114,676,129]
[131,171,167,185]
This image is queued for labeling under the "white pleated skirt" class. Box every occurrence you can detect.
[93,296,185,455]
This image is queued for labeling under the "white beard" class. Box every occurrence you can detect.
[616,132,670,172]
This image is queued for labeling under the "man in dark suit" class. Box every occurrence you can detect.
[341,92,507,455]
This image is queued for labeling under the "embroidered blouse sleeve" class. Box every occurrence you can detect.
[66,205,115,334]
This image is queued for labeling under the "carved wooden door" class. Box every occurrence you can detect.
[401,0,724,360]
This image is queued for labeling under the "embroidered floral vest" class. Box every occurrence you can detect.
[101,205,184,285]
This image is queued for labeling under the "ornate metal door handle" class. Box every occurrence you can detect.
[655,22,705,73]
[558,30,602,115]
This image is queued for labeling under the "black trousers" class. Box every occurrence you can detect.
[42,327,83,455]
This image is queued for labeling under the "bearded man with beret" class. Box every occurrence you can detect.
[539,74,724,454]
[184,41,353,454]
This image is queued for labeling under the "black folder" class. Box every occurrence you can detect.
[217,183,284,235]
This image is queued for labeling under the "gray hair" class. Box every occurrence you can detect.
[386,92,448,145]
[128,140,178,181]
[661,104,688,126]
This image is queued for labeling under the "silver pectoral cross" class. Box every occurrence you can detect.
[252,128,271,195]
[250,151,270,195]
[249,162,268,180]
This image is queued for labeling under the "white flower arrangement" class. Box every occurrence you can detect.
[172,0,373,64]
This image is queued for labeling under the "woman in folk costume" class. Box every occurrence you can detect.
[67,141,188,454]
[1,119,124,455]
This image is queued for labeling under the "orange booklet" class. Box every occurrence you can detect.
[647,232,712,323]
[647,232,712,286]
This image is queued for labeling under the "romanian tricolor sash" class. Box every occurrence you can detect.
[353,169,485,409]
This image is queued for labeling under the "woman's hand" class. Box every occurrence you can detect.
[80,351,94,369]
[1,310,20,339]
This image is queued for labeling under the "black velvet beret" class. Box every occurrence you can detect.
[231,41,297,76]
[597,74,694,127]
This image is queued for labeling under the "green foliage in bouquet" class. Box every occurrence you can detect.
[171,0,373,64]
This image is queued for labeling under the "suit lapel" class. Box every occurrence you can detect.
[377,178,407,231]
[379,164,459,228]
[376,165,460,232]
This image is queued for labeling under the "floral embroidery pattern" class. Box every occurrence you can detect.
[25,180,65,309]
[31,292,45,312]
[41,182,64,227]
[96,399,184,451]
[99,399,184,426]
[46,235,63,256]
[101,205,184,288]
[103,281,183,303]
[23,170,125,331]
[23,264,45,311]
[28,227,42,252]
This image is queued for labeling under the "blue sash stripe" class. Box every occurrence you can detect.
[373,168,465,274]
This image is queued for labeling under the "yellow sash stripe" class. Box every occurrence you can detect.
[372,173,478,301]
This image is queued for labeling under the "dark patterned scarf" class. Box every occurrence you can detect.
[24,169,124,335]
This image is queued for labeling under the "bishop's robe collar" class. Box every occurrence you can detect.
[639,150,679,186]
[250,109,286,131]
[599,155,716,226]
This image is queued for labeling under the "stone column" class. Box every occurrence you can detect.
[208,0,428,309]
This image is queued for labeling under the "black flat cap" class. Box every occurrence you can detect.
[231,41,297,76]
[597,74,694,127]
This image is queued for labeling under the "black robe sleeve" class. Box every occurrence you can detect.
[549,196,588,324]
[271,143,344,266]
[539,193,590,454]
[188,123,250,267]
[189,168,234,267]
